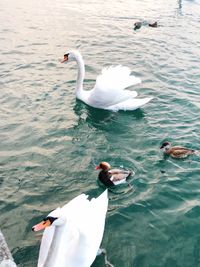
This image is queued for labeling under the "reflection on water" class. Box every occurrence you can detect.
[73,100,116,127]
[73,99,145,131]
[177,0,183,15]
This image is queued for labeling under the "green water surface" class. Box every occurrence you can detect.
[0,0,200,266]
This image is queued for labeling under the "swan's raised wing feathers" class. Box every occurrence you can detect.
[97,66,141,91]
[88,66,141,108]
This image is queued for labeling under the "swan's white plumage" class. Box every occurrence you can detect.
[95,65,141,92]
[107,97,153,111]
[38,223,56,267]
[37,190,108,267]
[88,65,140,108]
[63,50,153,111]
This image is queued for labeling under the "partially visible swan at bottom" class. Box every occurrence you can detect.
[61,50,153,111]
[32,190,108,267]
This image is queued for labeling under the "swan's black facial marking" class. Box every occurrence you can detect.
[61,53,69,63]
[43,216,58,225]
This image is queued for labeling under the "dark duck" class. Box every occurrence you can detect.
[95,162,132,187]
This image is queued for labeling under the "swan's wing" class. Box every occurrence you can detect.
[65,190,108,267]
[107,97,153,111]
[78,190,108,266]
[61,193,89,217]
[88,66,141,108]
[68,190,108,235]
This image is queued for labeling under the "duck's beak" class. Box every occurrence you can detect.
[160,144,164,149]
[32,219,51,232]
[95,165,100,170]
[61,54,68,63]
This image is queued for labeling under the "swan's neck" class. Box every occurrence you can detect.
[75,55,85,100]
[44,226,65,267]
[43,223,81,267]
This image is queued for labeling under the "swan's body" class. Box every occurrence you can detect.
[160,141,197,159]
[61,50,152,111]
[32,190,108,267]
[95,162,133,187]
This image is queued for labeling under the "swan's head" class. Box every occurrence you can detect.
[95,162,111,171]
[160,141,171,151]
[61,50,82,63]
[32,208,66,231]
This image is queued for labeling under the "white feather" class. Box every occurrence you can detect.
[107,97,153,111]
[88,65,140,108]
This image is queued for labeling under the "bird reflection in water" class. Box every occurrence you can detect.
[73,99,145,132]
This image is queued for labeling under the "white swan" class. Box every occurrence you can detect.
[61,50,153,111]
[32,190,108,267]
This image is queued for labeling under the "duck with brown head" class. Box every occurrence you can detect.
[95,162,133,187]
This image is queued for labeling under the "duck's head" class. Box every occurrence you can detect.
[160,141,171,151]
[95,162,111,171]
[61,50,82,63]
[134,21,142,30]
[32,208,66,232]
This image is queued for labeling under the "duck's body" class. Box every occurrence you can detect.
[96,162,133,187]
[32,190,108,267]
[61,50,152,111]
[160,141,197,159]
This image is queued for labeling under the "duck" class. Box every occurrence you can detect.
[148,22,158,28]
[134,21,142,30]
[32,190,108,267]
[95,162,133,187]
[61,50,153,111]
[160,141,197,159]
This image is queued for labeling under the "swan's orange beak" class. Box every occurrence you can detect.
[61,54,68,63]
[95,165,100,170]
[32,219,51,232]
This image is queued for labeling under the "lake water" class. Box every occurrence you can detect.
[0,0,200,266]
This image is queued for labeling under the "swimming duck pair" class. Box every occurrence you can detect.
[96,142,198,187]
